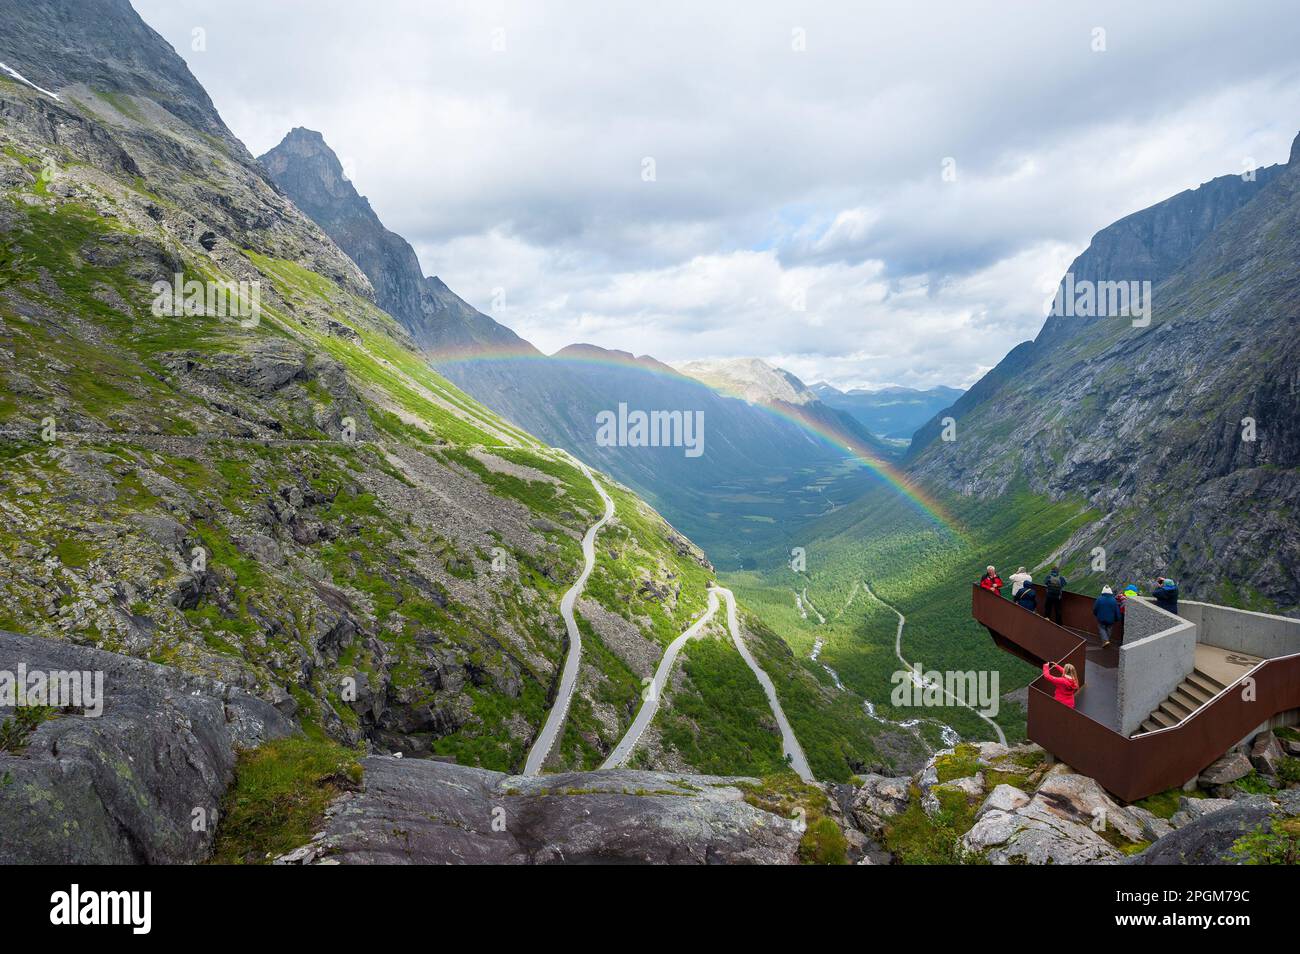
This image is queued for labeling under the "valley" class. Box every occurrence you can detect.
[1,0,1297,874]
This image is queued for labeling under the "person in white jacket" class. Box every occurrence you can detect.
[1009,566,1032,597]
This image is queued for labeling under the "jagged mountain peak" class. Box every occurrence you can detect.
[260,127,535,357]
[263,127,364,204]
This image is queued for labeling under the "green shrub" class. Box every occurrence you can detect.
[1277,757,1300,786]
[1231,816,1300,865]
[884,786,987,865]
[210,736,363,864]
[934,743,981,783]
[799,816,849,865]
[0,706,56,752]
[1231,771,1275,795]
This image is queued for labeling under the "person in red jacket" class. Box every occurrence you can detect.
[978,565,1004,594]
[1042,661,1079,708]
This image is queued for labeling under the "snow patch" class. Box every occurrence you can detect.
[0,61,61,101]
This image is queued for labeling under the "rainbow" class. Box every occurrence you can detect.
[429,346,964,536]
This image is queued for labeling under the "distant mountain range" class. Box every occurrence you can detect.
[811,382,965,441]
[260,129,898,552]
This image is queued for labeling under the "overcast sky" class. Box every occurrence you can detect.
[133,1,1300,390]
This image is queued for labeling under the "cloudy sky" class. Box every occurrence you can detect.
[133,0,1300,390]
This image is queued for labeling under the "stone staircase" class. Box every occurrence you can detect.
[1133,668,1229,736]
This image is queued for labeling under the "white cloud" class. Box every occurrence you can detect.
[132,0,1300,387]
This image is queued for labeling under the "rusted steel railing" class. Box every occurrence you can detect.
[974,584,1300,802]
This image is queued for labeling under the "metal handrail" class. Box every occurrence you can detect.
[975,583,1300,801]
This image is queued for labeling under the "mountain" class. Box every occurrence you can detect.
[0,0,804,789]
[903,144,1300,612]
[811,382,965,441]
[259,128,536,357]
[1,0,935,866]
[678,357,821,406]
[0,0,241,151]
[259,130,897,557]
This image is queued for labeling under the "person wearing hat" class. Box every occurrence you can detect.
[1093,585,1121,648]
[1152,577,1179,614]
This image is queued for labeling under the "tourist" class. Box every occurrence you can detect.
[978,565,1004,594]
[1009,566,1032,597]
[1152,577,1179,614]
[1043,661,1080,708]
[1043,566,1067,625]
[1015,580,1038,613]
[1093,585,1121,648]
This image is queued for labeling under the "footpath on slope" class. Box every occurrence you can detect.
[522,462,615,775]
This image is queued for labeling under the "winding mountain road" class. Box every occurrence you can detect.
[715,586,814,781]
[522,463,615,775]
[601,588,721,769]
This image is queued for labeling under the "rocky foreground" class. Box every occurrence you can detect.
[847,738,1300,865]
[4,632,1297,864]
[275,758,806,865]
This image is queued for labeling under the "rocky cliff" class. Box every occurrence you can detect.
[259,128,537,358]
[906,140,1300,613]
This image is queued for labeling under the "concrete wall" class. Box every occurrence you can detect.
[1179,600,1300,660]
[1117,598,1197,736]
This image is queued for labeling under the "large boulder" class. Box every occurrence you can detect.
[275,757,806,864]
[963,805,1120,865]
[1170,796,1236,829]
[1198,751,1253,787]
[977,783,1030,820]
[1130,797,1277,865]
[1126,804,1174,841]
[1249,732,1284,777]
[961,771,1143,864]
[0,631,295,864]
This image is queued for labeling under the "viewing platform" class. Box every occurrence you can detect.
[973,583,1300,802]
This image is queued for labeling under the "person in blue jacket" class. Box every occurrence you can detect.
[1093,585,1121,648]
[1152,577,1179,614]
[1015,580,1038,613]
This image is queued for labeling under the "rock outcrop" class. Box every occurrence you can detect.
[0,631,294,863]
[846,738,1300,866]
[275,756,804,865]
[1130,797,1277,865]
